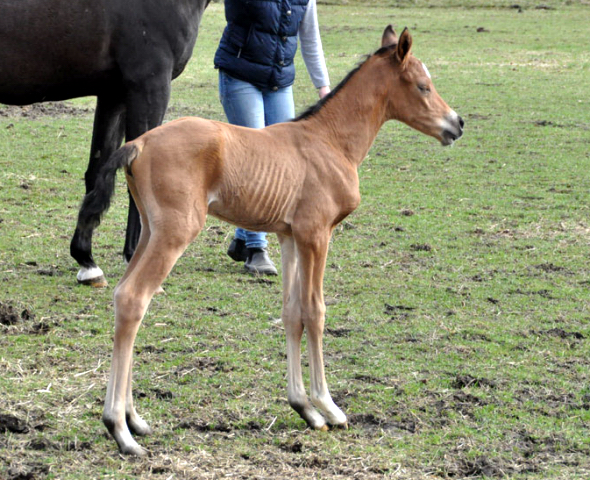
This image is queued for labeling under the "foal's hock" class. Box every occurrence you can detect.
[76,25,464,455]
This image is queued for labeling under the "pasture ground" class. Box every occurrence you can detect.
[1,1,589,478]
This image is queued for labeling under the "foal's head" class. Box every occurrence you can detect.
[379,25,464,146]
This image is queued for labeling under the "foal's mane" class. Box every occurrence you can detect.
[293,44,396,122]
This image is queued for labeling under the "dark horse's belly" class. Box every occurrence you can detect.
[0,73,116,105]
[0,0,115,104]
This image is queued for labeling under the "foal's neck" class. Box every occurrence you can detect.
[304,56,389,168]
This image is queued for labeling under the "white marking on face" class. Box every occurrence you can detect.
[439,110,459,131]
[438,109,462,146]
[421,62,431,79]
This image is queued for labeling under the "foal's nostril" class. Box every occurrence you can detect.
[458,116,465,129]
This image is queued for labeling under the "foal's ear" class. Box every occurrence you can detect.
[396,27,413,68]
[381,24,398,48]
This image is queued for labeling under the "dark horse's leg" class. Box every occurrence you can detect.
[71,74,171,285]
[71,94,125,286]
[122,76,171,263]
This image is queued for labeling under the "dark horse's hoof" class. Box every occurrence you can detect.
[77,267,108,287]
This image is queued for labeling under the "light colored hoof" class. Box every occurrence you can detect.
[136,425,153,436]
[318,424,330,432]
[154,285,165,295]
[120,443,148,457]
[77,266,107,288]
[128,417,152,437]
[113,428,148,456]
[78,276,108,288]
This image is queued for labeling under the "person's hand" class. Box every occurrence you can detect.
[318,86,331,99]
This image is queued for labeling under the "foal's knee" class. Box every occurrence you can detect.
[301,301,326,334]
[282,299,303,327]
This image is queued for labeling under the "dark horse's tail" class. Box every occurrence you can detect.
[70,143,140,269]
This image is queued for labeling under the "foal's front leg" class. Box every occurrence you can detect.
[278,235,328,430]
[294,230,348,428]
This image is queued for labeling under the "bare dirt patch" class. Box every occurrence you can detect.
[451,374,497,389]
[0,102,92,119]
[0,414,30,434]
[5,462,49,480]
[0,301,60,335]
[0,302,34,327]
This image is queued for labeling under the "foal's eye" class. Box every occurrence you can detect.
[418,84,431,94]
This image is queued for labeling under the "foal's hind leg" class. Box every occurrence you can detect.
[103,220,200,455]
[124,360,152,436]
[278,235,328,430]
[120,221,154,437]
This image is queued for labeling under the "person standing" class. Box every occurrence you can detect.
[214,0,330,275]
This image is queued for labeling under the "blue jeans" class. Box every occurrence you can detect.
[219,70,295,249]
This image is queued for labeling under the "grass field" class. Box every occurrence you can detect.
[1,1,590,479]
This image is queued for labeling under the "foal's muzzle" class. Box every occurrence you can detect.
[441,114,464,146]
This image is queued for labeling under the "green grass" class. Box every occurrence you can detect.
[1,2,590,479]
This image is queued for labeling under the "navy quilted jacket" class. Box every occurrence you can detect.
[214,0,310,90]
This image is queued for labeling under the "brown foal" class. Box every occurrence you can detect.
[76,25,463,455]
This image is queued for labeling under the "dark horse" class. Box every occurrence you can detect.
[0,0,210,286]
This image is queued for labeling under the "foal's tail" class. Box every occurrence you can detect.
[70,143,140,269]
